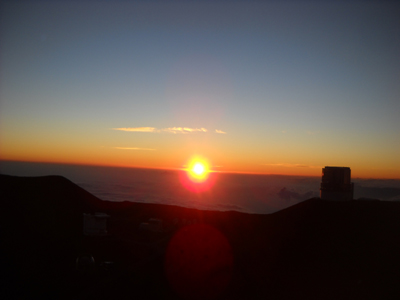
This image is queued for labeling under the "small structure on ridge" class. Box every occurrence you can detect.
[320,166,354,201]
[83,213,110,236]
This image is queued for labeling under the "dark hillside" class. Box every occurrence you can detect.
[1,174,400,299]
[0,175,106,298]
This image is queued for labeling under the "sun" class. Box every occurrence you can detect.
[193,163,205,176]
[186,158,210,183]
[180,156,216,192]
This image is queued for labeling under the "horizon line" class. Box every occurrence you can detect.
[0,159,398,180]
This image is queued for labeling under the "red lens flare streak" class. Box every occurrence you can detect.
[165,224,234,299]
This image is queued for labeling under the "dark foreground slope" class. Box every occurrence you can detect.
[1,174,400,300]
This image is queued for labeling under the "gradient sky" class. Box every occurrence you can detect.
[1,1,399,178]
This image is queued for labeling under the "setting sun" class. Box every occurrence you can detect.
[180,156,216,192]
[186,157,211,183]
[193,163,205,176]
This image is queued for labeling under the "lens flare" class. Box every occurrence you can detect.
[165,224,233,299]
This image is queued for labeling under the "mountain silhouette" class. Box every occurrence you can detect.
[1,174,400,299]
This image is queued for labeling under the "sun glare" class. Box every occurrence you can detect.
[180,156,216,192]
[186,157,210,183]
[193,163,205,175]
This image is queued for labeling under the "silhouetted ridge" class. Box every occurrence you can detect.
[0,174,109,298]
[1,174,104,209]
[1,175,400,300]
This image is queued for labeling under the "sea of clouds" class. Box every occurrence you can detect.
[1,161,400,214]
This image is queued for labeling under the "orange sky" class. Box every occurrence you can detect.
[1,145,398,180]
[1,2,399,180]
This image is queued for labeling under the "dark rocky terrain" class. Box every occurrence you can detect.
[1,174,400,299]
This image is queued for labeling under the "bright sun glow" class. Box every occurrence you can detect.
[186,158,210,183]
[180,156,216,192]
[193,163,205,175]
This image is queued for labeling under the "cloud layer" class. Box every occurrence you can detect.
[277,187,318,202]
[113,127,226,134]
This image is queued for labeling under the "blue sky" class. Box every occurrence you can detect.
[1,1,399,178]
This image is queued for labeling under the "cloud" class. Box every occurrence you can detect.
[112,127,157,132]
[353,185,400,200]
[277,187,318,202]
[215,129,226,134]
[114,147,155,151]
[112,127,208,134]
[162,127,207,134]
[263,163,322,169]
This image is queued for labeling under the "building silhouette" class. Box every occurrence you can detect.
[320,167,354,200]
[83,213,109,236]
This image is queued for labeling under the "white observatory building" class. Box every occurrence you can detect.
[320,167,354,201]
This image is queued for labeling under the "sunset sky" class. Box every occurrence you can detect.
[1,1,399,179]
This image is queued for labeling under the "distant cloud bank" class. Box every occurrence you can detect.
[112,127,226,134]
[277,187,318,202]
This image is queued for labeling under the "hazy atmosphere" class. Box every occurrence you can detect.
[1,1,399,178]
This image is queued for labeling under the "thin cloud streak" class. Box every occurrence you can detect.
[162,127,207,134]
[113,127,157,132]
[215,129,227,134]
[114,147,156,151]
[112,127,209,134]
